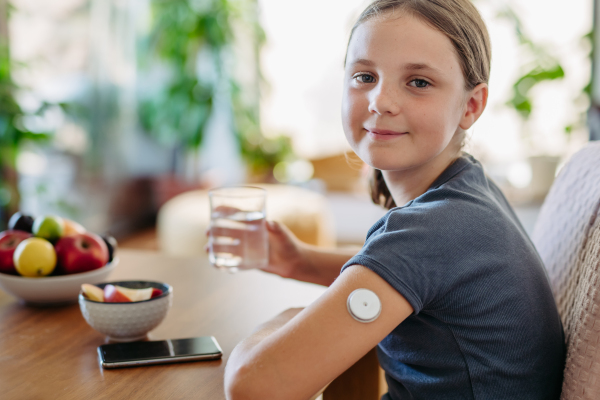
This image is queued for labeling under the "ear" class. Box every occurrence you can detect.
[459,83,488,130]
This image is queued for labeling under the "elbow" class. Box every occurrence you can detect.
[224,363,247,400]
[225,362,268,400]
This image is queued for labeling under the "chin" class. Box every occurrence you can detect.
[354,145,410,172]
[372,161,412,172]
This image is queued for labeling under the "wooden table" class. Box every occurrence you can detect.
[0,249,383,399]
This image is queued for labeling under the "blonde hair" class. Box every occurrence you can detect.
[348,0,491,209]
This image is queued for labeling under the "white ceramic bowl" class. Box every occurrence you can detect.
[0,259,118,305]
[79,281,173,342]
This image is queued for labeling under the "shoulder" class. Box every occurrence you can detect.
[345,156,529,311]
[369,158,500,241]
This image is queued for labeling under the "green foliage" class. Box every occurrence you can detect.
[0,46,51,153]
[138,0,230,150]
[0,39,52,225]
[497,5,593,142]
[139,74,213,150]
[498,7,566,121]
[139,0,290,173]
[507,64,565,120]
[583,29,594,99]
[564,29,595,138]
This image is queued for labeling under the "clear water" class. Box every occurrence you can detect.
[209,210,268,273]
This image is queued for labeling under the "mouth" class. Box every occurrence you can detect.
[365,128,407,140]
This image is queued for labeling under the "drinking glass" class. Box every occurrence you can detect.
[208,186,268,273]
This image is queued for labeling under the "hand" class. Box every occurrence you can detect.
[206,211,308,279]
[260,220,308,279]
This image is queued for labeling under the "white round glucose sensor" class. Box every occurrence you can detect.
[347,289,382,323]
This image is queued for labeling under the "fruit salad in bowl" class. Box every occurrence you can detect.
[0,212,118,305]
[79,281,173,342]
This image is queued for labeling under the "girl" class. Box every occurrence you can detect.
[223,0,565,398]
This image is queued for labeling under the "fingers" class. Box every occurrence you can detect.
[212,205,241,216]
[210,226,246,239]
[266,220,290,235]
[266,220,298,246]
[208,234,244,257]
[209,244,244,257]
[207,222,257,257]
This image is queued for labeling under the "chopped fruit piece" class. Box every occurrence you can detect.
[101,284,161,302]
[81,284,104,302]
[104,284,132,302]
[115,286,153,302]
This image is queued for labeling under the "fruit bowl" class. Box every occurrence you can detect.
[79,281,173,342]
[0,259,118,306]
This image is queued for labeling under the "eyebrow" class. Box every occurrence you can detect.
[403,63,442,74]
[350,59,442,75]
[352,58,375,67]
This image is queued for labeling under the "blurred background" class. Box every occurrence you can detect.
[0,0,596,252]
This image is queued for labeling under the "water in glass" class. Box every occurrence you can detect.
[209,209,268,273]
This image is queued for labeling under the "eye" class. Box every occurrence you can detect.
[353,73,376,84]
[409,79,430,89]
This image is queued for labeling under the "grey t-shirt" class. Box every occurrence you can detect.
[342,154,565,400]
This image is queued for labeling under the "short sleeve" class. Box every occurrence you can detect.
[342,200,456,314]
[341,185,515,315]
[340,155,565,400]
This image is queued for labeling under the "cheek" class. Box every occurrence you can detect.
[341,88,364,140]
[412,98,462,139]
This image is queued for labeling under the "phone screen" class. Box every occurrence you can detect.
[98,336,223,368]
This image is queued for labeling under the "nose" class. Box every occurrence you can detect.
[368,81,401,116]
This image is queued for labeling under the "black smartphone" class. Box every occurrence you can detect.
[97,336,223,369]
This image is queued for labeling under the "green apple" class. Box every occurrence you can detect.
[32,215,65,242]
[13,237,57,277]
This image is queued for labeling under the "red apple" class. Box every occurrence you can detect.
[0,230,33,274]
[54,232,109,274]
[151,288,163,298]
[103,284,131,302]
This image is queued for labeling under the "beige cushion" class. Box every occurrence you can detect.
[157,184,336,257]
[560,216,600,399]
[531,142,600,399]
[532,142,600,326]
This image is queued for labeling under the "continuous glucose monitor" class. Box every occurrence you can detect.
[347,289,381,323]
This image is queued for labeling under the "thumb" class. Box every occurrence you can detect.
[266,220,281,232]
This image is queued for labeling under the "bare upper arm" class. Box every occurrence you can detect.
[228,264,413,400]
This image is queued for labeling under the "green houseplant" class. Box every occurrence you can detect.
[0,3,53,228]
[495,5,591,201]
[138,0,290,193]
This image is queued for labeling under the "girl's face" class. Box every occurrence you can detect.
[342,14,471,173]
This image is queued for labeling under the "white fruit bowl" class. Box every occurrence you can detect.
[79,281,173,342]
[0,259,118,305]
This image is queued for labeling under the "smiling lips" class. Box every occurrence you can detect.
[366,128,407,140]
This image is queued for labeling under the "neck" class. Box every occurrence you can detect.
[382,148,461,207]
